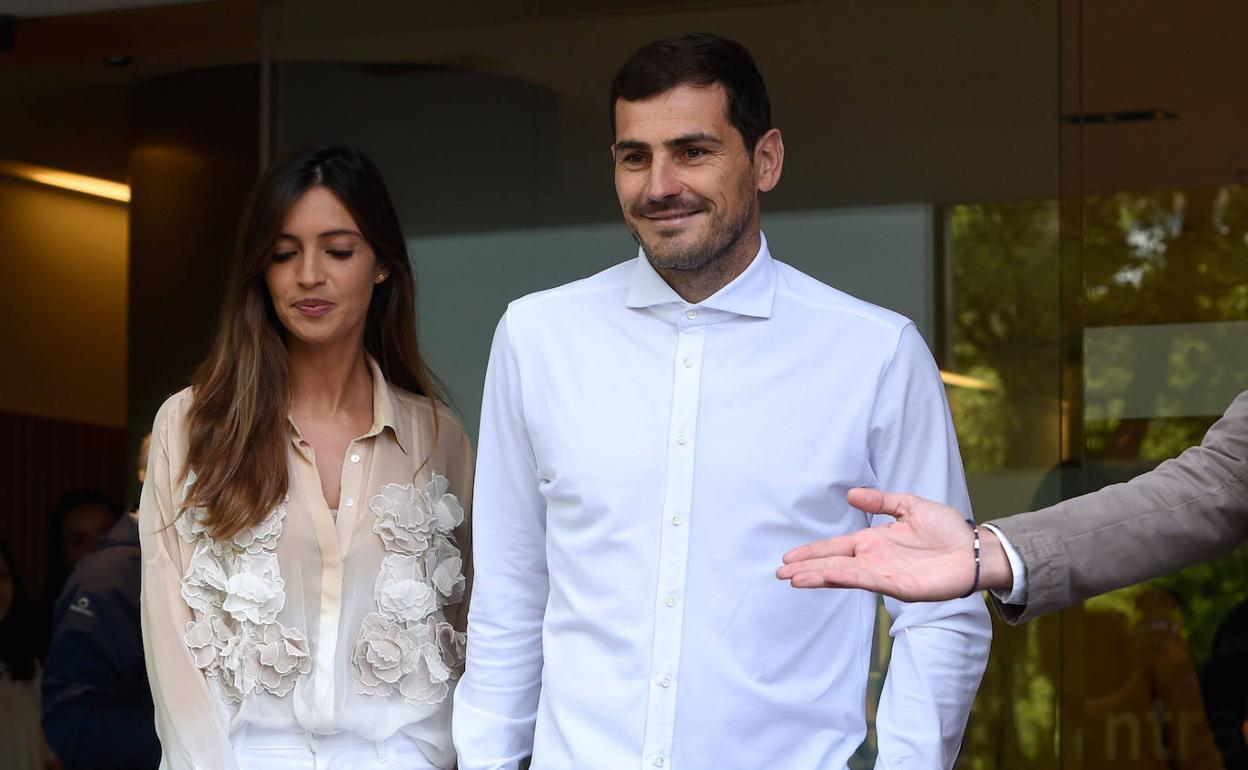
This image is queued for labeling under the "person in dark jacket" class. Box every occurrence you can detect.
[42,437,159,770]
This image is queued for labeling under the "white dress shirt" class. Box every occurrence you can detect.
[454,234,992,770]
[139,359,474,770]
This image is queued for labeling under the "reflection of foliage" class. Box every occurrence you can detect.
[1084,187,1248,328]
[948,202,1061,470]
[950,187,1248,769]
[1153,547,1248,671]
[958,616,1059,770]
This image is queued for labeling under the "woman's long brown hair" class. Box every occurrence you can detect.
[182,144,443,541]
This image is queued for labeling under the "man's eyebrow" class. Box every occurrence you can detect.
[612,140,650,153]
[613,134,724,153]
[664,133,722,148]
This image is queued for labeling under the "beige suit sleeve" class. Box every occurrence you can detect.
[991,388,1248,623]
[138,393,239,770]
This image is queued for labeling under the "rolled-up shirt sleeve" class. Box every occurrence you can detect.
[138,394,238,770]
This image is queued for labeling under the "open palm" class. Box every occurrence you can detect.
[775,488,979,602]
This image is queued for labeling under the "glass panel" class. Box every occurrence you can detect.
[1071,1,1248,767]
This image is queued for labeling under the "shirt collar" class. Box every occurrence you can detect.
[365,355,412,455]
[624,231,776,319]
[286,354,412,455]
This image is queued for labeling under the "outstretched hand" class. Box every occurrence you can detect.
[775,488,1008,602]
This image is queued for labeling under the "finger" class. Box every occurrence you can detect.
[776,554,847,579]
[781,534,857,564]
[820,567,894,596]
[785,566,889,596]
[846,487,915,520]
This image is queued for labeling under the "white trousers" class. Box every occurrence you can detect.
[231,725,440,770]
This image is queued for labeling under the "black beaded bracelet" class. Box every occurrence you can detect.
[960,520,981,598]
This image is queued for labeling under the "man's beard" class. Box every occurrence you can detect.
[628,192,755,275]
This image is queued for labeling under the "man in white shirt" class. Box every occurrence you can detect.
[454,32,992,770]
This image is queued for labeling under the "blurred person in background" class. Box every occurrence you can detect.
[0,537,57,770]
[38,490,121,657]
[139,144,473,770]
[42,435,160,770]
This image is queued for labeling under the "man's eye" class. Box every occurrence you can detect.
[327,249,355,259]
[272,251,296,263]
[682,147,705,160]
[621,153,647,166]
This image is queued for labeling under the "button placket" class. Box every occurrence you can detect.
[640,321,705,769]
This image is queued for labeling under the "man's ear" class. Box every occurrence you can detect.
[753,128,784,192]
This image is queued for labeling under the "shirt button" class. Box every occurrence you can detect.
[671,515,682,526]
[665,596,676,607]
[653,758,666,767]
[345,498,355,507]
[350,453,361,463]
[658,676,672,687]
[683,357,695,368]
[675,434,688,445]
[685,309,698,320]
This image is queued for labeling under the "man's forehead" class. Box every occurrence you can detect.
[613,82,733,143]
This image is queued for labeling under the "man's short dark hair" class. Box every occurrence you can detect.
[610,32,772,152]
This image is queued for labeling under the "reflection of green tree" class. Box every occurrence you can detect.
[1082,186,1248,463]
[950,186,1248,770]
[948,202,1061,470]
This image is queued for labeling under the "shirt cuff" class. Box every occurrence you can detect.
[981,523,1027,605]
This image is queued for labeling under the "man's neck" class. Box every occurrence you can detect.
[653,230,761,304]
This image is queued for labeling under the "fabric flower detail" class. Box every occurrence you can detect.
[375,554,437,623]
[354,474,467,706]
[231,502,286,554]
[397,621,453,704]
[181,540,229,613]
[371,484,440,554]
[221,552,286,625]
[352,612,417,695]
[175,506,214,546]
[425,539,465,606]
[177,491,306,704]
[184,611,238,672]
[434,619,467,675]
[245,623,312,698]
[425,474,465,533]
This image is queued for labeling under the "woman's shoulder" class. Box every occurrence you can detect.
[150,386,196,437]
[391,387,467,438]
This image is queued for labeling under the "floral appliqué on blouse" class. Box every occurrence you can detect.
[177,474,311,703]
[353,474,467,705]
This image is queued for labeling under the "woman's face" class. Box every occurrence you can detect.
[264,186,387,351]
[0,551,14,622]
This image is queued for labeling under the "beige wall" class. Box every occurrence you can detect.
[0,176,127,427]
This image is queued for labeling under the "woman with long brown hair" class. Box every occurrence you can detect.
[139,144,472,769]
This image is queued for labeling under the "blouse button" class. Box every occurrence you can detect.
[345,498,355,507]
[350,453,361,463]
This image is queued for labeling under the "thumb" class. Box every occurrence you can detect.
[846,487,914,520]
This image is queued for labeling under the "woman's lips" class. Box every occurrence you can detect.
[293,299,334,317]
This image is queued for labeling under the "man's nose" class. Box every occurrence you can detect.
[644,156,683,200]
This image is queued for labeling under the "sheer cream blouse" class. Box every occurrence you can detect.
[139,359,473,770]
